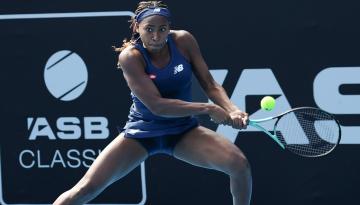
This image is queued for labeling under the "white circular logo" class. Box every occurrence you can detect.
[44,50,88,101]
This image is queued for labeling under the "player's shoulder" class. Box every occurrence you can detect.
[118,45,145,70]
[118,45,141,62]
[170,30,198,51]
[171,30,197,43]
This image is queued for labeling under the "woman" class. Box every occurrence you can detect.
[54,1,252,205]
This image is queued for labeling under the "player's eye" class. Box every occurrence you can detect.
[145,27,153,32]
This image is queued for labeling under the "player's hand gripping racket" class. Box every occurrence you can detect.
[249,107,341,157]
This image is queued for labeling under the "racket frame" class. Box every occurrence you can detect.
[249,118,285,149]
[248,107,342,156]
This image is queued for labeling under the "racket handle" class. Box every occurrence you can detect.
[249,121,285,149]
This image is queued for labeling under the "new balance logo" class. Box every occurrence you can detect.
[174,64,184,74]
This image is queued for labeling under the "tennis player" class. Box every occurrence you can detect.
[53,1,252,205]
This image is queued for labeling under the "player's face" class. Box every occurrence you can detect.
[137,15,170,53]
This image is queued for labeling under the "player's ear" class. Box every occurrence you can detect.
[135,22,140,33]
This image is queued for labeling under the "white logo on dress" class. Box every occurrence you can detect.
[174,64,184,74]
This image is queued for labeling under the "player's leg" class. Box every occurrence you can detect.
[173,126,252,205]
[53,133,148,205]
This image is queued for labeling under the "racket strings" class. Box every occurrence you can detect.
[276,108,340,157]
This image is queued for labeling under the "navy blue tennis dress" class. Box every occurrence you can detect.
[119,34,199,156]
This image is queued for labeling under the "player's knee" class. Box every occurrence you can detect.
[71,178,99,201]
[225,151,251,177]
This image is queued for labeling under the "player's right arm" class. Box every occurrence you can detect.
[118,47,229,123]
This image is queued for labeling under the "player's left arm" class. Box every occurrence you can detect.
[179,30,248,128]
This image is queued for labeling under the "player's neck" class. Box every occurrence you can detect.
[149,44,171,69]
[148,44,169,60]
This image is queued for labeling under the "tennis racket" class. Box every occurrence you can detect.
[249,107,341,157]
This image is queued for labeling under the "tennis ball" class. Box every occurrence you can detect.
[261,96,276,111]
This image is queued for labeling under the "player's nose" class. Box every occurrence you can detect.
[151,32,160,41]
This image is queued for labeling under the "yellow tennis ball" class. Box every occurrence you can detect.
[261,96,276,111]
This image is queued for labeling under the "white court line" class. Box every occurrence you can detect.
[0,11,134,20]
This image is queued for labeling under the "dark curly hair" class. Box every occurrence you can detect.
[113,1,169,53]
